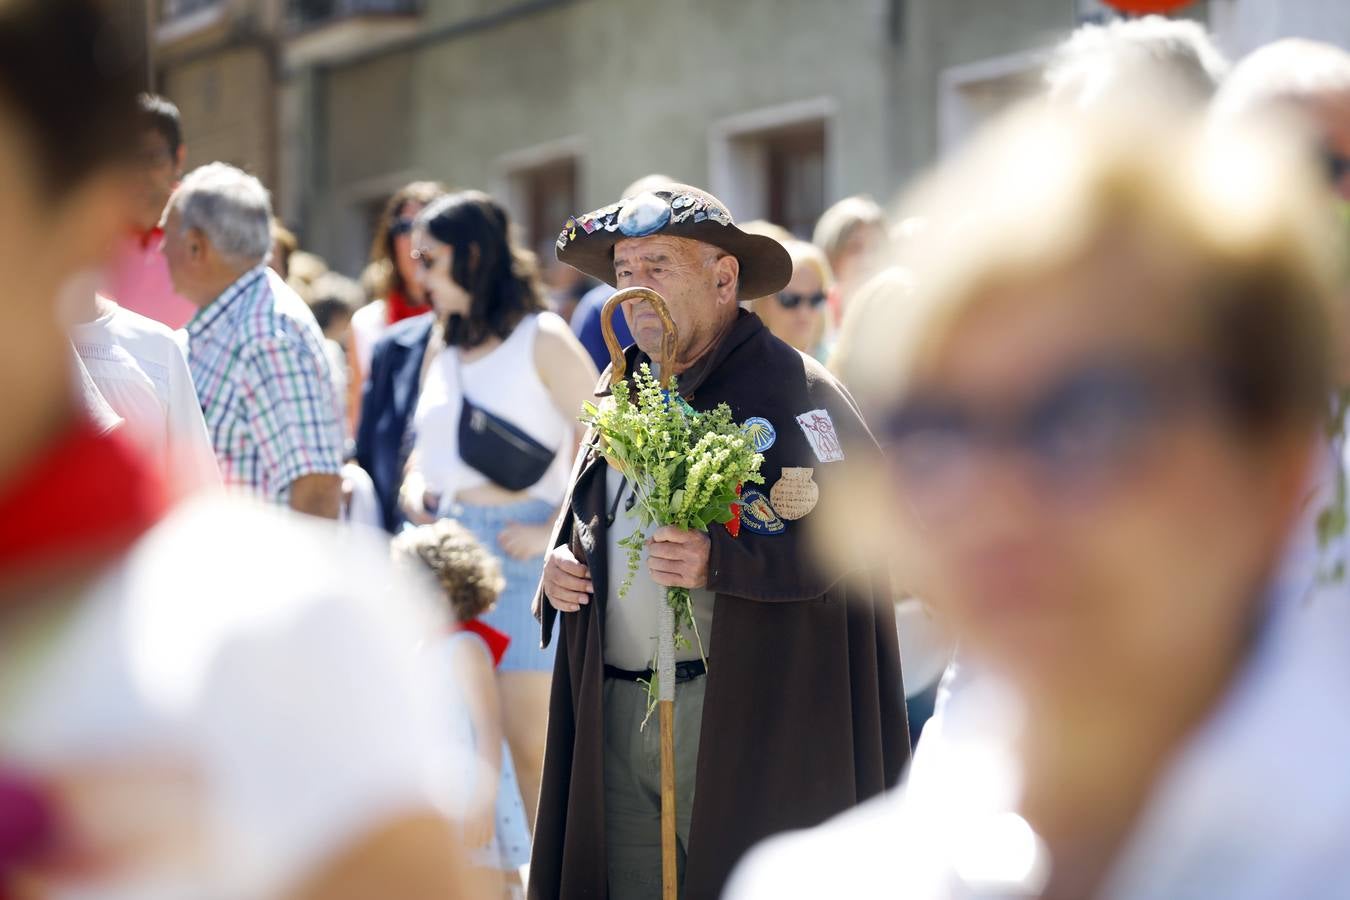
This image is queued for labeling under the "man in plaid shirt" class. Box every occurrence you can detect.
[164,163,343,518]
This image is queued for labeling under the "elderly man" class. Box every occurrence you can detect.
[531,184,909,900]
[164,163,343,517]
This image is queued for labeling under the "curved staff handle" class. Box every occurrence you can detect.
[600,287,679,390]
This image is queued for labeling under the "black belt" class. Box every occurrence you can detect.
[604,659,707,683]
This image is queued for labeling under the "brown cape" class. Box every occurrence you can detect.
[528,312,909,899]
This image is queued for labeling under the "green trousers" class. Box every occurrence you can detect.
[603,675,706,900]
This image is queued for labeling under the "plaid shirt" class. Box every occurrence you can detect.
[187,266,342,502]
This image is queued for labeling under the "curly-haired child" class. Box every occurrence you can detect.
[393,519,530,895]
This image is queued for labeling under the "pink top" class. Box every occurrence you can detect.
[102,230,197,330]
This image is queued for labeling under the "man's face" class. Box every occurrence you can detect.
[612,235,736,367]
[134,128,180,233]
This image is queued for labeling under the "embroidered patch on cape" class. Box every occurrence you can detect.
[769,467,818,520]
[743,417,777,453]
[795,408,845,463]
[739,489,786,535]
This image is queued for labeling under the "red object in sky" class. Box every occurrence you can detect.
[1102,0,1193,13]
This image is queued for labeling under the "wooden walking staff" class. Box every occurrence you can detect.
[601,286,680,900]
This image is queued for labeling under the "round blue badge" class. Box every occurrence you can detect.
[617,192,673,237]
[743,417,777,453]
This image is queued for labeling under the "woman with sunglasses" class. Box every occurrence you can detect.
[400,190,597,835]
[753,239,832,359]
[348,181,447,428]
[730,105,1350,898]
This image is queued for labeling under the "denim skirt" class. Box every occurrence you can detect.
[443,497,558,672]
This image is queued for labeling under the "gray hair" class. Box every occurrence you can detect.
[1046,15,1229,110]
[169,162,273,264]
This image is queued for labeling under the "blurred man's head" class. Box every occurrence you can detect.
[1046,15,1228,111]
[307,271,363,344]
[162,163,273,306]
[0,0,141,474]
[1214,39,1350,201]
[812,195,886,309]
[134,93,186,233]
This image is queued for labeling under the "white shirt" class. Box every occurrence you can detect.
[349,300,387,385]
[2,497,460,900]
[71,298,220,492]
[728,580,1350,899]
[71,345,121,434]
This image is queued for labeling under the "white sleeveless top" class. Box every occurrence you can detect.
[413,312,573,505]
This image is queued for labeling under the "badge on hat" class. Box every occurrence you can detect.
[739,489,786,536]
[617,192,672,237]
[769,467,818,520]
[743,416,776,453]
[796,408,845,463]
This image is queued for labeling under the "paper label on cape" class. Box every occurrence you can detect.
[795,409,845,463]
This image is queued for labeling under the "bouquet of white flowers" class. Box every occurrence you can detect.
[581,362,764,720]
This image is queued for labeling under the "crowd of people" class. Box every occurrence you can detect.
[3,1,1350,898]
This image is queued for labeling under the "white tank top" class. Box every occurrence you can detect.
[413,312,573,505]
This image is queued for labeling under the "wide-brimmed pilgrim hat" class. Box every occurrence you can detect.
[555,183,792,300]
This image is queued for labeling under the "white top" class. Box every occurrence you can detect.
[350,300,387,384]
[323,337,350,444]
[2,497,460,900]
[413,312,573,505]
[71,298,221,492]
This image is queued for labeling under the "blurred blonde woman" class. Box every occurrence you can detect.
[730,103,1350,899]
[754,239,832,359]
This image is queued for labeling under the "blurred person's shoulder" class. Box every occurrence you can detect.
[120,493,441,638]
[6,493,456,896]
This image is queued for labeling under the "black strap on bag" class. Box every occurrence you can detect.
[454,348,557,492]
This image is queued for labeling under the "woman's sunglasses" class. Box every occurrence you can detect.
[776,291,827,310]
[879,360,1228,520]
[388,217,415,239]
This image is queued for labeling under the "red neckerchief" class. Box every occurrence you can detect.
[455,620,511,669]
[0,419,167,885]
[0,419,168,588]
[385,287,430,325]
[135,226,164,252]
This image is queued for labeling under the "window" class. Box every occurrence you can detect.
[764,123,826,239]
[288,0,420,29]
[159,0,220,20]
[708,97,837,240]
[516,157,579,266]
[938,52,1045,153]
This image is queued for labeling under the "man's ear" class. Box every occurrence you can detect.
[173,144,187,178]
[188,227,207,261]
[715,254,740,304]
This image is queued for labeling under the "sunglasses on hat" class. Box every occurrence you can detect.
[776,291,827,310]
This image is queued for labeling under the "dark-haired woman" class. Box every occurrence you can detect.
[348,181,447,431]
[402,190,597,831]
